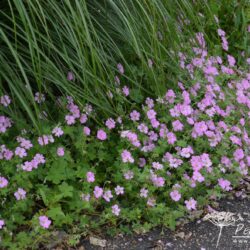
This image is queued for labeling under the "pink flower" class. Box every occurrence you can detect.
[52,127,64,137]
[145,97,154,108]
[185,198,197,210]
[3,149,13,160]
[196,32,206,47]
[138,158,146,167]
[230,135,242,146]
[115,186,124,195]
[130,110,140,121]
[84,104,93,115]
[80,114,88,124]
[38,135,49,146]
[86,171,95,183]
[180,146,193,158]
[34,92,45,103]
[122,86,129,96]
[138,123,148,134]
[117,63,124,74]
[192,171,205,182]
[150,118,160,128]
[221,156,232,167]
[151,174,165,187]
[0,177,8,188]
[204,65,218,75]
[147,109,156,120]
[15,147,27,158]
[81,193,90,202]
[83,126,91,136]
[14,188,26,200]
[105,118,116,129]
[140,188,148,198]
[143,128,152,139]
[115,75,120,85]
[68,103,80,118]
[227,55,236,67]
[117,117,122,124]
[0,115,12,133]
[107,90,113,99]
[65,115,76,125]
[148,59,153,68]
[0,95,11,107]
[165,89,176,103]
[121,150,134,163]
[149,131,158,141]
[152,162,163,170]
[97,129,107,140]
[112,204,121,216]
[218,178,232,191]
[21,161,33,171]
[57,147,65,157]
[190,156,203,171]
[39,216,51,229]
[33,153,46,164]
[124,170,134,180]
[103,190,113,202]
[221,36,228,51]
[201,153,212,168]
[0,219,5,229]
[170,190,181,201]
[147,197,156,207]
[172,120,184,131]
[217,28,225,37]
[94,186,103,199]
[233,148,244,161]
[20,138,33,150]
[166,132,176,145]
[180,104,193,116]
[192,121,208,137]
[67,71,74,81]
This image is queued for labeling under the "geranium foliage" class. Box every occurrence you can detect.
[0,29,250,248]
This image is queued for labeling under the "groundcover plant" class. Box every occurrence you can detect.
[0,27,250,248]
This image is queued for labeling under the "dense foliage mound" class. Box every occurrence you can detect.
[0,29,250,248]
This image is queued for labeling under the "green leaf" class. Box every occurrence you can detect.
[130,89,143,103]
[58,182,74,198]
[47,159,74,184]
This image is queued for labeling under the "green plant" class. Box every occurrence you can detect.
[0,29,250,248]
[1,0,249,127]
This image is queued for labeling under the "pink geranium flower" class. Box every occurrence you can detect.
[86,171,95,183]
[57,147,65,157]
[39,216,51,229]
[170,190,181,202]
[112,204,121,216]
[0,176,8,188]
[0,220,5,229]
[83,126,91,136]
[105,118,116,130]
[121,150,134,163]
[185,198,197,210]
[122,86,129,96]
[94,186,103,199]
[97,129,107,140]
[117,63,124,74]
[14,188,26,200]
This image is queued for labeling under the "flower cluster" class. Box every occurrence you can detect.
[0,29,249,240]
